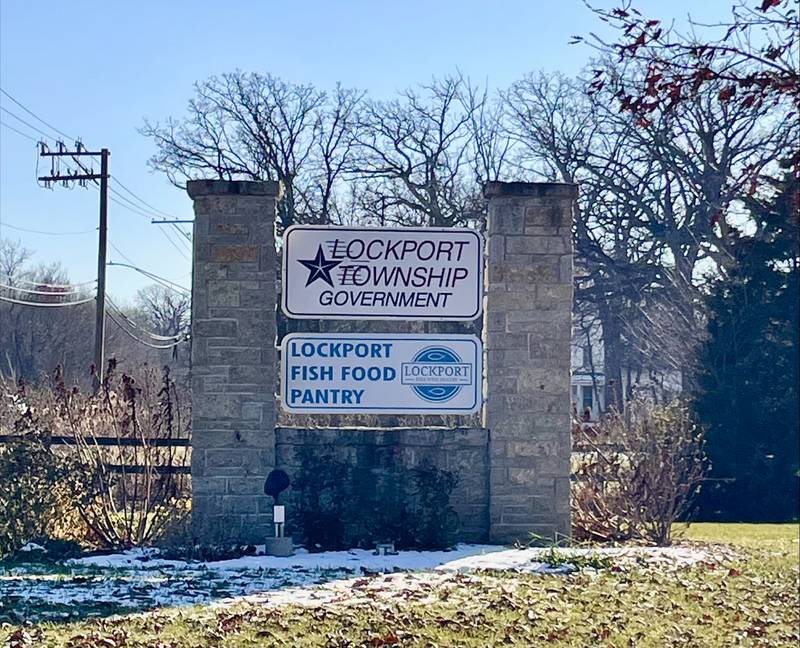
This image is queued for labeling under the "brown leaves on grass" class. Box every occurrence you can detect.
[4,530,799,647]
[365,632,400,646]
[65,629,128,648]
[6,628,36,648]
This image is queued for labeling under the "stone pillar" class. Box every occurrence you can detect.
[187,179,281,544]
[483,181,576,543]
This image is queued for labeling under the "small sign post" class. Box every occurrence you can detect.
[282,226,483,320]
[281,333,482,414]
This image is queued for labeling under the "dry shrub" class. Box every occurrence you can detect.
[0,360,190,550]
[572,398,707,545]
[0,432,84,556]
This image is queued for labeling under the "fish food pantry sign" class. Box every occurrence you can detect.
[187,179,576,545]
[282,333,482,413]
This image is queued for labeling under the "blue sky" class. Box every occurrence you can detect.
[0,0,726,302]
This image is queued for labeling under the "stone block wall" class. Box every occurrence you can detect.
[186,178,576,547]
[188,180,280,544]
[275,427,490,543]
[483,182,577,543]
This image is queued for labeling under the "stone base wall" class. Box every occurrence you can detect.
[275,427,490,543]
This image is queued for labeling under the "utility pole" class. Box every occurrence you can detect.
[94,149,109,390]
[39,142,110,390]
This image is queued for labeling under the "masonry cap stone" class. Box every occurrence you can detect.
[187,179,283,199]
[484,181,577,199]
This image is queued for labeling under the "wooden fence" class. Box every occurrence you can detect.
[0,434,191,475]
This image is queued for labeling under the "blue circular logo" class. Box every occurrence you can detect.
[410,346,463,403]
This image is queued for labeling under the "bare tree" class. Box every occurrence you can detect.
[350,76,486,228]
[461,80,513,186]
[142,72,362,232]
[0,239,32,286]
[299,85,365,225]
[134,285,190,340]
[0,246,95,382]
[623,74,797,290]
[615,70,796,392]
[506,71,667,410]
[0,240,183,383]
[578,1,799,130]
[505,67,794,407]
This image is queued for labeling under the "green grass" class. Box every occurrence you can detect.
[3,523,798,647]
[682,521,799,545]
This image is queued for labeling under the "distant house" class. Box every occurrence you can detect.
[570,317,682,420]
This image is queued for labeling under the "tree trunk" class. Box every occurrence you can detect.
[599,297,624,412]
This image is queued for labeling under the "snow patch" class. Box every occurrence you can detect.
[68,544,502,573]
[3,543,730,623]
[68,548,187,570]
[17,543,46,553]
[437,545,722,573]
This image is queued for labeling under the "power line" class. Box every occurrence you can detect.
[35,142,188,377]
[106,297,184,340]
[2,88,193,258]
[158,225,192,258]
[0,88,75,141]
[111,177,176,220]
[15,277,97,288]
[107,183,162,216]
[109,312,184,342]
[131,267,190,294]
[100,188,191,257]
[100,181,194,254]
[0,120,39,142]
[0,283,91,296]
[3,89,193,346]
[107,257,190,294]
[108,264,191,295]
[0,294,95,307]
[0,106,56,142]
[111,177,193,242]
[107,309,187,349]
[1,222,97,236]
[62,155,191,257]
[107,189,192,251]
[107,240,137,265]
[108,242,188,291]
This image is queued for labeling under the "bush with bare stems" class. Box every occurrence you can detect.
[572,398,707,545]
[0,360,190,551]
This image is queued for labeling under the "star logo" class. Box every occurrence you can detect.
[298,244,341,287]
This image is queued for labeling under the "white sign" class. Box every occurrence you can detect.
[282,226,483,320]
[280,333,483,414]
